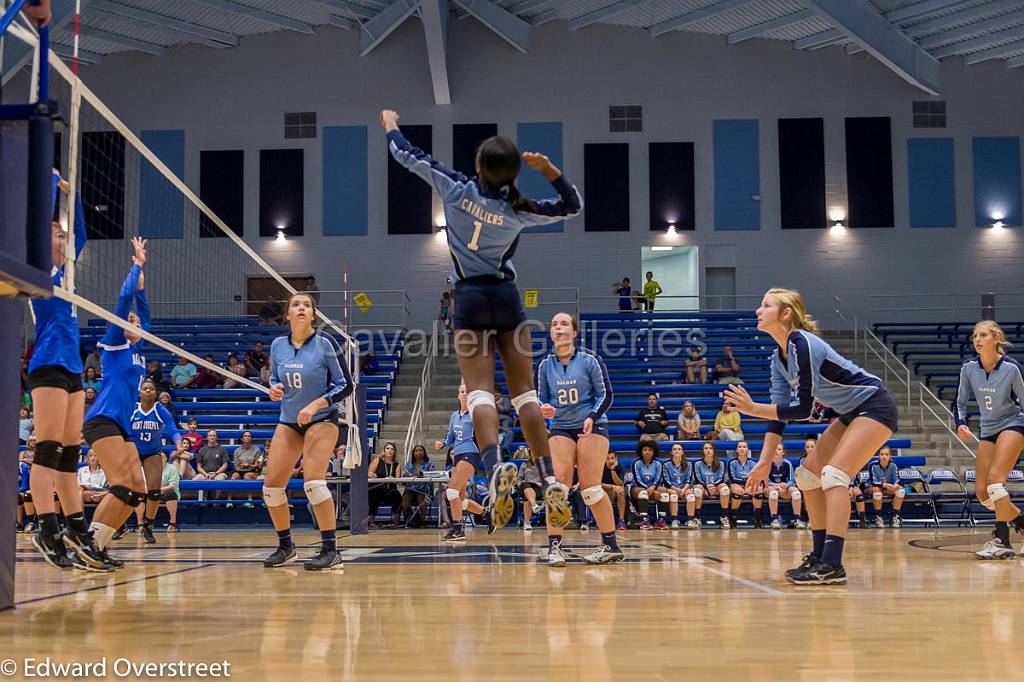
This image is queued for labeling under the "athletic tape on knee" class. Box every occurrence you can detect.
[262,486,288,507]
[987,483,1009,503]
[685,494,695,504]
[33,440,62,470]
[510,390,540,414]
[57,444,81,473]
[768,490,779,501]
[467,390,496,415]
[659,493,670,503]
[637,490,649,501]
[582,485,606,506]
[795,466,821,491]
[981,497,997,511]
[669,493,679,503]
[872,491,883,502]
[791,490,802,501]
[894,488,906,499]
[446,487,461,502]
[820,465,851,491]
[303,480,332,506]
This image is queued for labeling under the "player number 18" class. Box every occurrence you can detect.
[284,372,303,389]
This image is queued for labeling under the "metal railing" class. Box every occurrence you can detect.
[918,382,975,460]
[578,293,764,314]
[868,291,1024,323]
[403,324,438,462]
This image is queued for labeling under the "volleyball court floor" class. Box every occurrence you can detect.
[3,527,1023,680]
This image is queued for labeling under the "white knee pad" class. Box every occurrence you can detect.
[303,480,332,506]
[719,487,730,497]
[820,465,851,491]
[693,487,703,499]
[669,493,679,503]
[262,486,287,508]
[894,488,906,499]
[510,390,540,414]
[685,494,695,504]
[467,390,496,415]
[637,490,649,501]
[795,466,821,491]
[660,493,670,503]
[461,498,472,511]
[582,485,606,506]
[981,497,997,511]
[446,487,461,502]
[872,491,884,502]
[987,483,1009,503]
[791,490,802,501]
[768,490,780,501]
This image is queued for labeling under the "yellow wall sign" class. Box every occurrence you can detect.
[524,289,539,309]
[353,292,373,313]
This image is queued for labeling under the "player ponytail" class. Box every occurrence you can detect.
[974,320,1012,355]
[766,288,819,335]
[476,135,531,212]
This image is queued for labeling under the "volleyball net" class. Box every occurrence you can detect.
[9,18,365,469]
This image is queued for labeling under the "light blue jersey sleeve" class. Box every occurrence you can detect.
[156,403,182,447]
[767,351,794,436]
[514,175,583,228]
[443,412,457,448]
[319,334,355,407]
[535,356,551,406]
[953,362,973,429]
[387,129,468,201]
[586,352,613,423]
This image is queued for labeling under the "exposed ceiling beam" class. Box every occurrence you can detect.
[727,8,816,44]
[91,0,239,47]
[932,25,1024,59]
[918,8,1024,49]
[793,28,844,50]
[189,0,314,35]
[77,25,165,55]
[453,0,530,53]
[650,0,755,38]
[805,0,941,95]
[4,0,97,84]
[51,43,104,64]
[1007,54,1024,67]
[327,14,356,30]
[886,0,969,24]
[358,0,420,56]
[529,8,558,25]
[570,0,651,32]
[904,0,1020,37]
[508,0,552,16]
[846,42,865,54]
[318,1,376,20]
[963,38,1024,64]
[420,0,450,105]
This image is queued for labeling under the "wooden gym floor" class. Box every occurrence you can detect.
[2,527,1024,681]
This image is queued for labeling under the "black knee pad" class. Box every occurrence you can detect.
[741,494,752,501]
[110,485,146,507]
[33,440,63,470]
[752,492,764,501]
[855,494,865,503]
[146,490,162,502]
[57,445,81,473]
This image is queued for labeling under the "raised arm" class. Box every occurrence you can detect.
[381,110,467,200]
[517,153,583,227]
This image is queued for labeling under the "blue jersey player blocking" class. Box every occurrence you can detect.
[382,109,582,533]
[435,382,492,541]
[131,379,182,544]
[726,288,898,585]
[262,292,354,571]
[536,312,621,565]
[954,320,1024,559]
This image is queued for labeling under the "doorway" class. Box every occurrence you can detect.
[640,246,699,311]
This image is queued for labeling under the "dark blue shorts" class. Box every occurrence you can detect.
[980,426,1024,444]
[281,410,339,437]
[549,424,609,442]
[837,386,899,433]
[453,451,482,471]
[452,277,527,333]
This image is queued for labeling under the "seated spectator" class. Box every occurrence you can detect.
[170,356,197,389]
[83,386,97,412]
[367,442,402,527]
[231,431,263,481]
[194,430,229,487]
[77,450,108,504]
[635,393,670,442]
[259,296,283,325]
[629,441,663,530]
[160,453,181,532]
[495,389,514,456]
[516,448,543,531]
[866,446,904,528]
[20,434,36,464]
[146,359,169,394]
[613,277,632,312]
[18,407,32,445]
[245,341,267,378]
[193,354,223,389]
[172,438,195,481]
[222,354,247,389]
[658,443,694,529]
[601,449,628,531]
[401,444,435,527]
[714,346,742,384]
[766,443,805,529]
[82,366,102,392]
[684,347,707,384]
[84,347,101,377]
[677,400,701,440]
[713,401,743,441]
[693,441,731,528]
[727,441,762,528]
[181,417,203,453]
[158,391,176,420]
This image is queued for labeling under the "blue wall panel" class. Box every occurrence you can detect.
[323,126,368,236]
[973,136,1022,227]
[713,119,760,230]
[139,130,184,239]
[907,138,956,228]
[516,122,564,233]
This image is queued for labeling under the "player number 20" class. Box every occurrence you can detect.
[284,372,303,389]
[557,388,580,405]
[467,221,483,252]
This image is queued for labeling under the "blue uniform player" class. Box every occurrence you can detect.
[629,441,664,530]
[726,288,898,585]
[131,378,182,544]
[17,460,34,533]
[79,237,151,569]
[536,312,621,565]
[953,321,1024,559]
[693,441,732,529]
[766,443,805,529]
[727,441,763,528]
[435,383,491,542]
[382,108,582,532]
[658,443,695,529]
[864,446,904,528]
[262,292,354,572]
[26,175,96,570]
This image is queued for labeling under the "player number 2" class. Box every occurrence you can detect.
[984,395,993,411]
[467,221,483,252]
[284,372,303,389]
[557,388,580,405]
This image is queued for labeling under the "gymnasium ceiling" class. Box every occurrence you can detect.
[38,0,1024,100]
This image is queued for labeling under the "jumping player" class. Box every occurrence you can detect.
[381,109,582,531]
[130,379,182,543]
[435,382,492,542]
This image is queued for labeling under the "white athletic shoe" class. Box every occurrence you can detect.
[670,520,681,529]
[875,516,886,529]
[523,522,533,531]
[770,517,782,530]
[976,538,1017,560]
[719,516,731,530]
[794,519,807,530]
[892,515,903,528]
[548,544,567,568]
[686,518,700,530]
